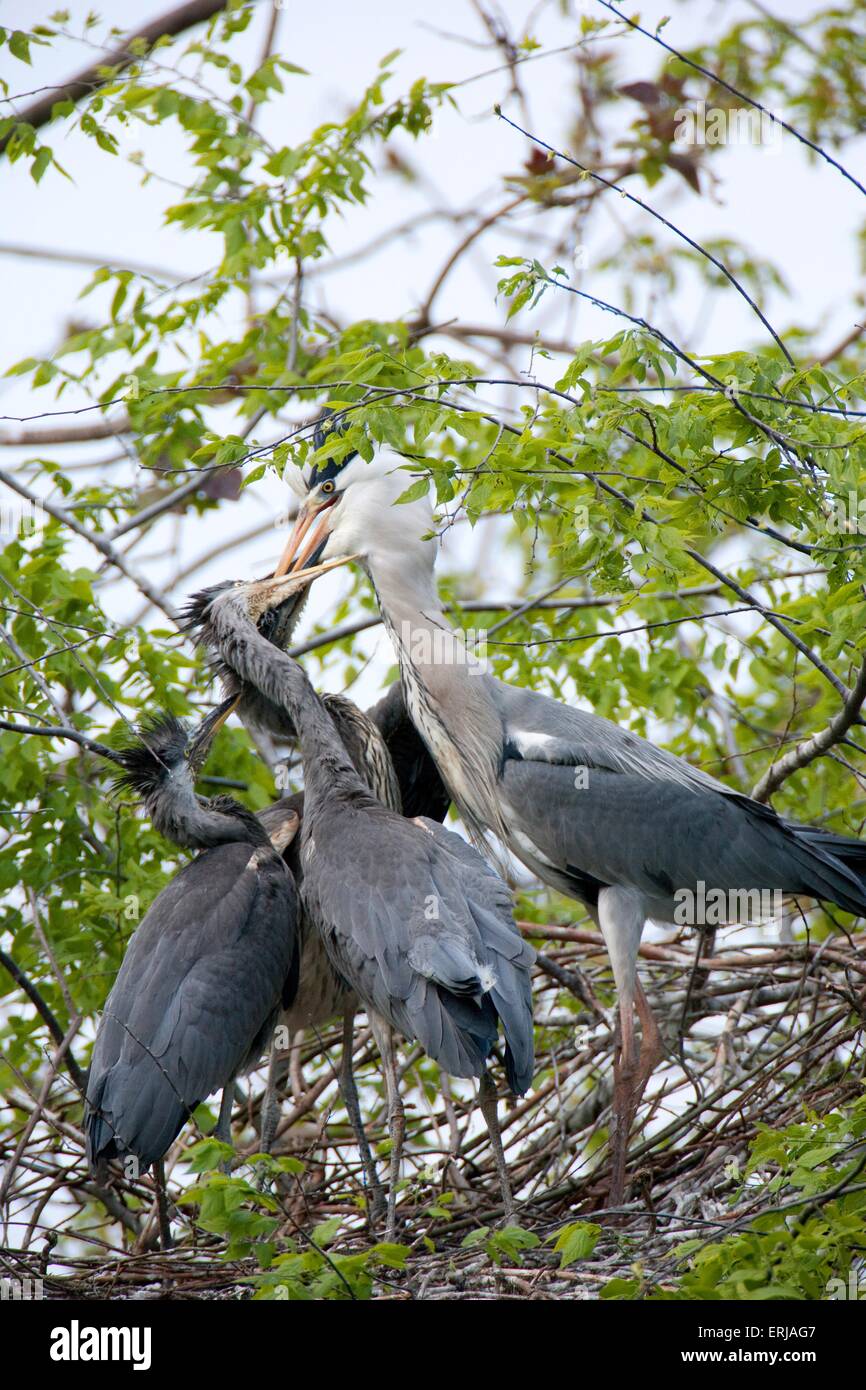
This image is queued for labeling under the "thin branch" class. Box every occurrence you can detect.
[0,241,183,283]
[496,109,794,366]
[752,656,866,802]
[0,719,124,766]
[0,418,130,447]
[594,0,866,201]
[0,950,85,1094]
[0,0,229,155]
[0,467,177,622]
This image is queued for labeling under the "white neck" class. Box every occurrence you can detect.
[366,549,482,680]
[365,549,506,842]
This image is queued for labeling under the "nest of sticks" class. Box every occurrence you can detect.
[2,914,864,1301]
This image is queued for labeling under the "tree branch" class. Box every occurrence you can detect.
[752,656,866,802]
[496,109,794,366]
[0,467,177,622]
[0,0,230,156]
[0,418,130,447]
[0,950,86,1095]
[593,0,866,201]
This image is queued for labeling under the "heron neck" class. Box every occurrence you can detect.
[215,613,369,803]
[367,551,482,694]
[365,549,505,840]
[145,774,264,850]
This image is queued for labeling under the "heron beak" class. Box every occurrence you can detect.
[187,694,240,772]
[274,497,339,577]
[259,552,360,604]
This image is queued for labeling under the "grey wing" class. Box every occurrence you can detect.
[489,675,731,796]
[411,816,535,1093]
[85,844,297,1171]
[495,701,866,918]
[303,806,534,1091]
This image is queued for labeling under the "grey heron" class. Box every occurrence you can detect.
[184,566,450,1218]
[274,443,866,1204]
[187,572,535,1233]
[84,708,301,1179]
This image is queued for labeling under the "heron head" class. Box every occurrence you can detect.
[113,711,203,800]
[276,437,436,582]
[184,557,357,656]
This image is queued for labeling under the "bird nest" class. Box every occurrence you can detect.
[2,917,865,1301]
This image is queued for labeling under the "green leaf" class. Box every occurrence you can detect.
[550,1220,601,1268]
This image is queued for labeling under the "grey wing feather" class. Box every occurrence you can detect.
[489,675,730,796]
[302,805,535,1091]
[498,753,866,919]
[85,844,297,1171]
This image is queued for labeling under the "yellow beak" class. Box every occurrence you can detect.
[274,498,338,577]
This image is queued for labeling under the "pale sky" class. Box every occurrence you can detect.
[1,0,862,706]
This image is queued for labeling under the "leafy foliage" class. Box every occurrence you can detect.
[603,1095,866,1300]
[1,0,866,1297]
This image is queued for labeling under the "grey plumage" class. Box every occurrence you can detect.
[270,450,866,1202]
[192,579,535,1094]
[183,583,442,821]
[486,676,866,921]
[84,715,300,1174]
[186,576,451,1222]
[184,583,442,1039]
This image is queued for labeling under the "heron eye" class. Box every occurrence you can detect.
[321,480,336,495]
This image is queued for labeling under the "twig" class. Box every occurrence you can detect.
[752,655,866,801]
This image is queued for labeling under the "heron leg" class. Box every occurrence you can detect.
[597,886,648,1208]
[633,977,664,1109]
[260,1041,282,1156]
[478,1070,515,1222]
[370,1013,404,1243]
[340,1008,386,1227]
[153,1159,173,1251]
[215,1082,235,1175]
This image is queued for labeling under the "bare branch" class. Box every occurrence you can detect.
[0,950,86,1094]
[0,467,177,622]
[0,418,130,447]
[496,109,794,366]
[0,718,124,766]
[752,656,866,802]
[593,0,866,201]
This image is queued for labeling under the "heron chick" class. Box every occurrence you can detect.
[187,572,536,1232]
[84,710,300,1181]
[184,560,436,1222]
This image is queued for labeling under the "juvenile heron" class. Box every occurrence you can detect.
[184,565,449,1215]
[84,710,300,1178]
[275,443,866,1203]
[188,573,535,1232]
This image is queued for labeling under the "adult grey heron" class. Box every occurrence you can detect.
[188,573,535,1233]
[274,443,866,1203]
[84,708,301,1178]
